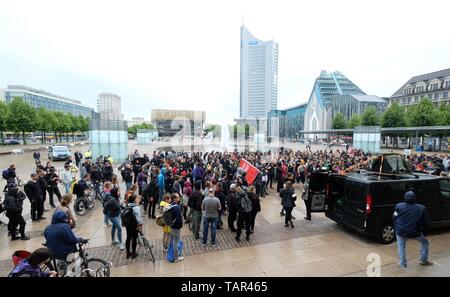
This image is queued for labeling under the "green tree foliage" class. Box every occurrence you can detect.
[332,112,347,129]
[381,102,407,127]
[347,114,362,129]
[436,104,450,126]
[6,97,37,144]
[407,98,437,127]
[0,101,8,143]
[361,106,380,126]
[127,123,154,135]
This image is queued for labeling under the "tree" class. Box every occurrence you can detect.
[381,102,407,128]
[0,101,8,143]
[53,112,70,142]
[332,112,347,129]
[436,103,450,126]
[36,108,57,143]
[6,97,37,144]
[361,106,380,126]
[407,98,437,127]
[78,115,90,137]
[127,123,154,136]
[348,114,362,129]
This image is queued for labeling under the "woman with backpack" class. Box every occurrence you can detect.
[104,188,124,250]
[280,181,296,229]
[123,194,142,259]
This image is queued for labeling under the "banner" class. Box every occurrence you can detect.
[239,159,261,185]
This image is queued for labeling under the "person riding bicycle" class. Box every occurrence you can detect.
[9,248,57,277]
[72,174,91,199]
[44,211,83,260]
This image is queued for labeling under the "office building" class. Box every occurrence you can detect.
[267,103,307,140]
[97,92,122,120]
[239,25,278,120]
[389,68,450,107]
[331,94,387,123]
[151,109,205,137]
[2,85,94,117]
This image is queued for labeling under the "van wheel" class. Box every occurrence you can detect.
[378,223,395,244]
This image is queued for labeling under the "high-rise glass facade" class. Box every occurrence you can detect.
[3,85,94,118]
[239,25,278,119]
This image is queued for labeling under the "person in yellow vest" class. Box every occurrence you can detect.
[84,150,92,160]
[107,155,113,164]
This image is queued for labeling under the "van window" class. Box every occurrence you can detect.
[345,181,367,203]
[415,181,439,204]
[440,179,450,199]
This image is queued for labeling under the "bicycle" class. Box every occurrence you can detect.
[137,230,155,263]
[73,182,103,216]
[41,239,111,277]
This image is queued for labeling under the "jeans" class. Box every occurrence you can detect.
[64,182,71,194]
[110,216,123,243]
[396,234,430,267]
[158,188,164,203]
[192,210,202,237]
[170,228,181,260]
[104,214,110,226]
[202,217,218,245]
[125,182,132,191]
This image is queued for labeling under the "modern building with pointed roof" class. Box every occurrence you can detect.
[303,70,365,135]
[239,25,278,120]
[389,68,450,107]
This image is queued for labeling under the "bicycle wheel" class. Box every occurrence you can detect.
[87,197,95,210]
[74,198,88,216]
[80,258,110,277]
[142,237,155,263]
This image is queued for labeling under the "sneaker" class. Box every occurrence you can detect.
[126,253,131,259]
[202,242,207,247]
[174,256,185,262]
[304,217,311,221]
[280,213,285,216]
[11,237,20,241]
[292,216,296,220]
[38,216,47,220]
[246,236,250,242]
[21,236,30,241]
[211,243,216,247]
[120,243,125,250]
[112,240,120,245]
[131,253,138,259]
[44,209,50,212]
[420,260,433,266]
[163,247,168,252]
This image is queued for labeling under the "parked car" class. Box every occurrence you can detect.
[48,145,71,161]
[308,154,450,244]
[3,139,21,145]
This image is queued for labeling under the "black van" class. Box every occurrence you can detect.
[308,171,450,244]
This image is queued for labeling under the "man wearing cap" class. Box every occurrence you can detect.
[393,191,433,268]
[24,172,45,221]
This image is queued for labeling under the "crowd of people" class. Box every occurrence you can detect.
[2,145,448,274]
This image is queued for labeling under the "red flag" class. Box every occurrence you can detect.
[239,159,261,185]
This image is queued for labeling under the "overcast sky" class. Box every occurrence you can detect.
[1,0,450,126]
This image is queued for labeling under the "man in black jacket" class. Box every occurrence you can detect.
[145,175,159,219]
[45,167,61,208]
[191,182,204,240]
[24,172,45,221]
[121,163,133,191]
[37,169,48,210]
[4,186,30,241]
[226,184,238,232]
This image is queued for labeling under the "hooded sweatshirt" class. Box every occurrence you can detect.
[393,191,430,238]
[44,211,81,260]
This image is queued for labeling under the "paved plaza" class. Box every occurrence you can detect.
[1,143,450,277]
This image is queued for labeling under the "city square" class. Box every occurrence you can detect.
[1,0,450,285]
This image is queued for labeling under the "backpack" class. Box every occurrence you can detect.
[121,206,136,227]
[240,193,252,213]
[2,169,9,180]
[102,192,112,206]
[162,204,176,227]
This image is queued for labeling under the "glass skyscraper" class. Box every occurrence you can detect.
[239,25,278,119]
